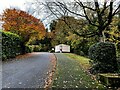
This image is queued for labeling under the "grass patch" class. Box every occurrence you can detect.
[52,53,105,89]
[64,53,91,70]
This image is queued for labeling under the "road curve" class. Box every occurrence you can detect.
[2,52,54,88]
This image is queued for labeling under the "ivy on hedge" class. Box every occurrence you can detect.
[2,31,23,60]
[88,42,118,74]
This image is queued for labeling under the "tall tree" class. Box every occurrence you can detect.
[1,8,46,44]
[32,0,120,42]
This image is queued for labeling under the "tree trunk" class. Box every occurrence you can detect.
[99,30,106,42]
[102,31,106,42]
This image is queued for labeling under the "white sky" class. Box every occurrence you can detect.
[0,0,119,29]
[0,0,108,14]
[0,0,34,14]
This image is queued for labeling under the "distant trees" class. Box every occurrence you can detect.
[1,8,46,44]
[49,16,97,55]
[32,0,120,42]
[49,13,120,55]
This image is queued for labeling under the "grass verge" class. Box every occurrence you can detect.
[64,53,91,70]
[51,53,105,89]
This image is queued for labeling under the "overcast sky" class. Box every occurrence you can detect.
[0,0,109,14]
[0,0,71,14]
[0,0,34,14]
[0,0,119,29]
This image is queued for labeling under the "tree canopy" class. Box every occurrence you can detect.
[1,8,46,44]
[31,0,120,42]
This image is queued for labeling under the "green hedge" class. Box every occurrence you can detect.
[2,31,23,60]
[88,42,118,74]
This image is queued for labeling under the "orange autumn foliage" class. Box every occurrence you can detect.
[1,8,46,43]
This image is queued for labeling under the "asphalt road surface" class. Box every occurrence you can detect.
[2,52,53,88]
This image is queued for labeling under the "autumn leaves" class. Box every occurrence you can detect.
[1,8,46,44]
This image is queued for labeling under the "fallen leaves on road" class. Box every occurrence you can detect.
[44,53,57,90]
[15,53,35,59]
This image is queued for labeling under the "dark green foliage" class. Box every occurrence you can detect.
[50,20,57,32]
[72,49,85,56]
[33,45,41,52]
[2,31,23,60]
[26,45,42,52]
[25,45,33,53]
[29,37,52,52]
[88,42,118,74]
[37,37,52,52]
[71,39,93,56]
[116,43,120,58]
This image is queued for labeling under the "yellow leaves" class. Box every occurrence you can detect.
[105,16,120,44]
[46,32,54,38]
[66,33,77,41]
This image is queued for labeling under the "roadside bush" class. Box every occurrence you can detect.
[2,31,23,60]
[33,45,41,52]
[88,42,118,74]
[27,45,42,52]
[25,45,33,53]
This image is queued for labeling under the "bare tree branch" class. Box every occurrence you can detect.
[112,4,120,16]
[57,2,85,17]
[31,0,120,40]
[78,1,99,27]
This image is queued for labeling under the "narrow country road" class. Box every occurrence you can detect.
[2,52,54,88]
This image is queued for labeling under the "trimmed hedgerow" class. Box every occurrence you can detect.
[88,42,118,74]
[2,31,23,60]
